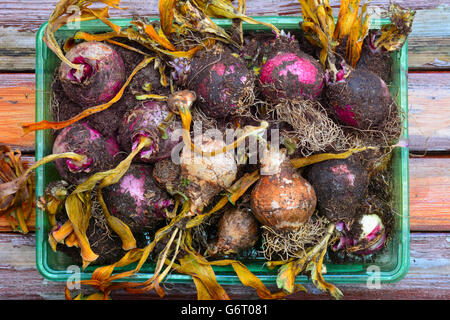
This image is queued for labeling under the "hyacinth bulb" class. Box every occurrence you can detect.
[251,148,316,231]
[59,41,126,108]
[179,134,238,215]
[259,34,324,101]
[52,122,120,184]
[333,214,386,256]
[118,100,182,163]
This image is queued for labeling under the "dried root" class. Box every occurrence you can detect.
[191,106,219,130]
[266,99,350,156]
[261,214,330,261]
[340,100,404,150]
[230,83,257,118]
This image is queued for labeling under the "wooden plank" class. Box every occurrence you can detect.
[0,1,448,71]
[0,73,35,152]
[406,6,450,71]
[1,155,449,232]
[408,72,450,152]
[409,155,450,232]
[0,232,448,300]
[0,0,445,32]
[0,28,35,72]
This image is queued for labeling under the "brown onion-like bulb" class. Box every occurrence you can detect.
[251,148,316,231]
[207,207,260,256]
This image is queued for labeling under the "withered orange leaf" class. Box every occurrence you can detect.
[51,220,74,243]
[74,30,117,42]
[174,0,234,44]
[65,191,98,269]
[307,245,343,300]
[275,224,341,298]
[334,0,360,40]
[105,39,151,56]
[0,146,33,233]
[193,0,280,35]
[174,251,230,300]
[65,203,191,299]
[276,259,303,293]
[227,169,260,205]
[299,0,336,69]
[64,232,80,248]
[86,7,121,34]
[1,151,84,233]
[159,0,176,35]
[332,0,370,67]
[208,259,294,299]
[138,21,176,51]
[374,4,416,52]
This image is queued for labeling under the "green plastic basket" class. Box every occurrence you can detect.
[35,16,409,285]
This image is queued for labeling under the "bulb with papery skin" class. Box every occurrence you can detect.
[52,122,120,184]
[333,214,386,256]
[179,135,238,215]
[59,41,126,108]
[207,207,260,257]
[251,148,317,231]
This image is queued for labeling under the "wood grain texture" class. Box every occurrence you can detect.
[0,232,448,300]
[0,73,35,152]
[0,1,448,71]
[0,27,35,71]
[0,0,444,31]
[409,156,450,231]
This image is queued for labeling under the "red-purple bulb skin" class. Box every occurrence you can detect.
[52,122,120,184]
[260,52,324,101]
